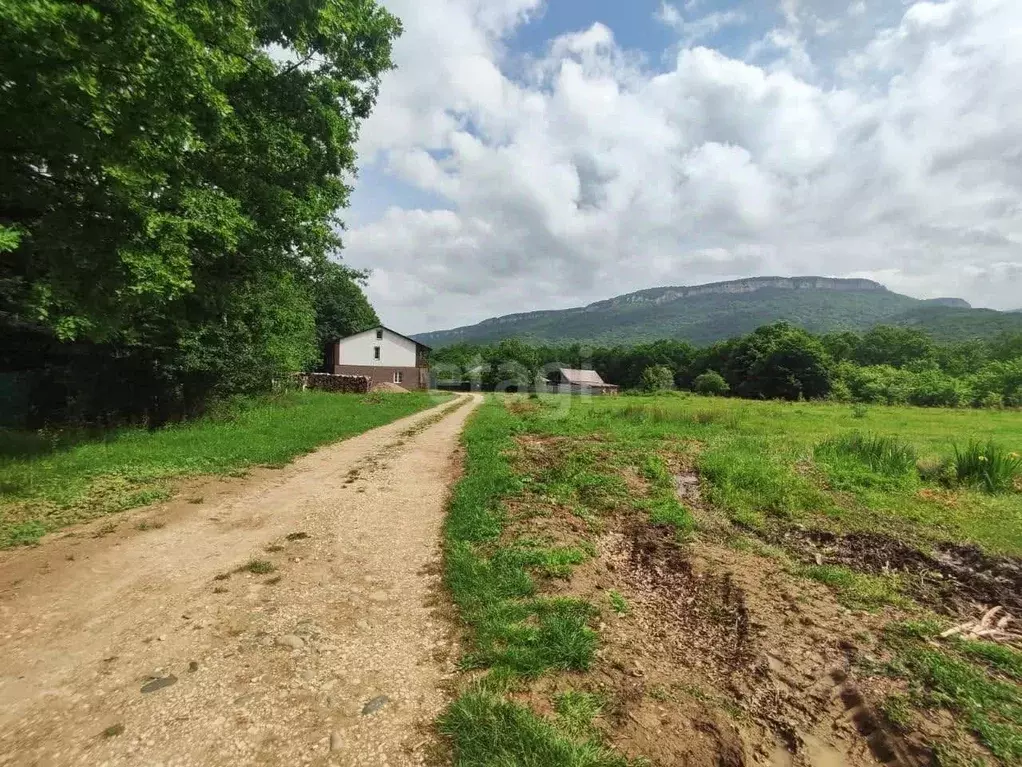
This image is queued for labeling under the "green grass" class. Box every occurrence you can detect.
[955,641,1022,682]
[444,400,599,679]
[900,647,1022,762]
[441,394,1022,766]
[440,690,630,767]
[593,395,1022,555]
[880,621,1022,765]
[0,391,444,547]
[793,563,908,611]
[608,591,629,615]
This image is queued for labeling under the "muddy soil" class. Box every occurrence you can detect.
[505,440,928,767]
[772,528,1022,614]
[513,512,918,766]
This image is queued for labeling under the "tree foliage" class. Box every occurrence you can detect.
[693,371,729,396]
[1,0,400,424]
[639,365,674,393]
[429,325,1022,408]
[311,261,379,350]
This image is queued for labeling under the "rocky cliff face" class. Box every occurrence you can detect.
[587,276,888,311]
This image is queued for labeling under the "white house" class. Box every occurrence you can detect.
[326,326,431,390]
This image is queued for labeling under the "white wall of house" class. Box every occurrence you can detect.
[336,327,418,367]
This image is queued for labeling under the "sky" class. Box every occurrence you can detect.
[342,0,1022,334]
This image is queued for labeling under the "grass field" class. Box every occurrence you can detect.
[439,393,1022,766]
[0,391,444,547]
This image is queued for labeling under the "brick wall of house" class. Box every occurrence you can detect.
[333,365,428,390]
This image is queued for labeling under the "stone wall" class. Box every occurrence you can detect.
[296,373,372,394]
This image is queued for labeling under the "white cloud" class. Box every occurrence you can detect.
[656,3,748,45]
[345,0,1022,332]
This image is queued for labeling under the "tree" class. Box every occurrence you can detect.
[1,0,401,421]
[854,326,935,368]
[693,371,729,396]
[311,261,379,351]
[640,365,674,393]
[725,323,833,400]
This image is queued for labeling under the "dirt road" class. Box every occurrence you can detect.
[0,394,480,766]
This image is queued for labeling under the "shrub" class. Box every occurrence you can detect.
[816,432,917,476]
[906,369,964,408]
[851,403,869,419]
[950,441,1022,494]
[966,359,1022,408]
[829,379,853,403]
[840,364,912,405]
[639,365,674,393]
[693,371,729,396]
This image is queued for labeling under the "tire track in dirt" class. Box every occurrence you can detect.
[0,393,480,766]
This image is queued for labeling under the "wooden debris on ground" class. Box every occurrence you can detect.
[940,606,1022,644]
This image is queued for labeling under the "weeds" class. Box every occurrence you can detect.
[816,433,917,476]
[2,520,46,547]
[881,693,914,730]
[878,622,1022,764]
[950,441,1022,494]
[608,591,629,615]
[700,436,824,528]
[238,559,275,575]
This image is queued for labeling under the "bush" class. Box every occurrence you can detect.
[829,378,853,403]
[906,368,964,408]
[839,364,913,405]
[693,371,729,396]
[950,441,1022,494]
[966,359,1022,408]
[639,365,674,393]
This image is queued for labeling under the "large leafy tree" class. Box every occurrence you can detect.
[311,261,379,350]
[1,0,400,421]
[723,322,834,400]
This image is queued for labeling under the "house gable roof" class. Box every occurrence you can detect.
[334,326,432,351]
[558,368,616,387]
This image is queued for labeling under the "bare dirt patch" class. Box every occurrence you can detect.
[0,394,480,767]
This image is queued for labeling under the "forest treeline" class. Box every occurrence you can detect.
[1,0,399,427]
[431,323,1022,408]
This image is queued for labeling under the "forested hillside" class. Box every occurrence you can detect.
[417,277,1022,347]
[0,0,399,427]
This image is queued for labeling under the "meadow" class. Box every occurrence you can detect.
[440,393,1022,767]
[0,391,442,547]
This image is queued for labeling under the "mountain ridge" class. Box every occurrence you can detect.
[414,276,1022,347]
